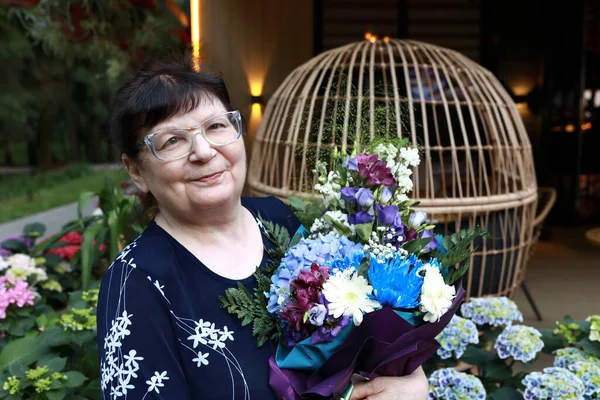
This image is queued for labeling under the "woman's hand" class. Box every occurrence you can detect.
[350,366,429,400]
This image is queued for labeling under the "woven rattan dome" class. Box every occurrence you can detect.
[248,39,538,299]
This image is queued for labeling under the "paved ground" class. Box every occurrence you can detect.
[0,198,98,239]
[0,163,121,238]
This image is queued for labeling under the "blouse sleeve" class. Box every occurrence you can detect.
[97,264,192,400]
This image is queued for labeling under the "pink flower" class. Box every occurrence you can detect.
[0,276,35,319]
[355,153,397,187]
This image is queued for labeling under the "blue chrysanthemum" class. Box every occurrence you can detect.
[324,250,365,274]
[367,253,429,309]
[460,296,523,327]
[494,325,544,363]
[266,234,363,313]
[522,367,585,400]
[428,368,486,400]
[436,315,479,359]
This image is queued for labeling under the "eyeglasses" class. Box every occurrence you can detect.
[136,110,243,161]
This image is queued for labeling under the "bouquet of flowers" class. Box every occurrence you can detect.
[220,138,489,399]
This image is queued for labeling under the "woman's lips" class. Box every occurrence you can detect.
[197,172,223,183]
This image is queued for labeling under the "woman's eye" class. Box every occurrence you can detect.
[207,123,225,130]
[166,137,178,145]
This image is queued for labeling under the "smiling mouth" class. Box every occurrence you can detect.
[195,172,223,183]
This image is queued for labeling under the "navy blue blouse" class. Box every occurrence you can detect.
[97,197,301,399]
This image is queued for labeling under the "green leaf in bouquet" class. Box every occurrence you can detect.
[258,215,292,257]
[577,319,591,334]
[0,239,28,254]
[324,214,353,237]
[64,371,87,388]
[43,254,62,267]
[6,324,25,337]
[356,256,371,280]
[489,386,523,400]
[288,197,306,213]
[401,237,432,255]
[23,223,46,238]
[45,357,67,373]
[354,223,372,242]
[445,261,470,286]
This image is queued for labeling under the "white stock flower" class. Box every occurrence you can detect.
[400,147,420,166]
[322,271,381,326]
[420,265,456,323]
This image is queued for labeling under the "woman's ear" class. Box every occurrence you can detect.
[122,154,149,194]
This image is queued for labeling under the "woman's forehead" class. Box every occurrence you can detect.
[152,101,228,131]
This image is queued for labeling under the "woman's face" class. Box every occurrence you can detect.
[127,98,246,218]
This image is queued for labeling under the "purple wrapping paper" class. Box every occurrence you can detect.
[269,285,466,399]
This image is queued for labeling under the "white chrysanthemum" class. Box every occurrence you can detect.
[420,265,456,322]
[322,271,381,326]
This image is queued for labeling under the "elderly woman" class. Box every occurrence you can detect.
[97,57,428,400]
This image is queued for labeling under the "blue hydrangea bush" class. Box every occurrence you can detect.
[426,297,600,399]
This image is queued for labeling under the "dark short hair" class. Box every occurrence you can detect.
[109,56,234,159]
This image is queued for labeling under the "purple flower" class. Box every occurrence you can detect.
[348,211,374,225]
[408,211,427,228]
[307,304,327,326]
[345,157,358,171]
[355,188,375,208]
[0,235,34,256]
[380,186,393,204]
[376,204,400,226]
[420,230,439,252]
[341,187,359,204]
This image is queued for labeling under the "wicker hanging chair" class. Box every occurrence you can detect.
[248,39,538,299]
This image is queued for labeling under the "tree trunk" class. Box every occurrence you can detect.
[38,108,52,169]
[68,120,81,161]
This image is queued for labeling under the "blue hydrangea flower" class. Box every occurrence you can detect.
[554,348,599,369]
[460,297,523,327]
[428,368,486,400]
[522,367,585,400]
[567,361,600,399]
[367,254,430,309]
[494,325,544,363]
[266,234,363,313]
[436,316,479,359]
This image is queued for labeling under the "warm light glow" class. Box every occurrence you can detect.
[383,36,390,42]
[369,36,377,43]
[190,0,201,71]
[166,0,189,27]
[249,79,263,97]
[249,103,263,138]
[511,84,531,97]
[364,32,372,40]
[565,124,575,132]
[582,122,592,131]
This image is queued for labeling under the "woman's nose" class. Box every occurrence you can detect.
[188,132,215,162]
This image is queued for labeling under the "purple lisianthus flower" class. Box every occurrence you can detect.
[345,157,358,171]
[420,230,439,252]
[341,186,359,204]
[0,248,11,258]
[380,186,393,204]
[348,211,374,225]
[307,304,327,326]
[355,188,375,208]
[408,211,427,228]
[376,204,400,226]
[311,296,352,344]
[404,227,418,241]
[355,153,379,179]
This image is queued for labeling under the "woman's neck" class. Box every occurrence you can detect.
[154,199,248,244]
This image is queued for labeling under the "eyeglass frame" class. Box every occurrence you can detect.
[135,110,243,161]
